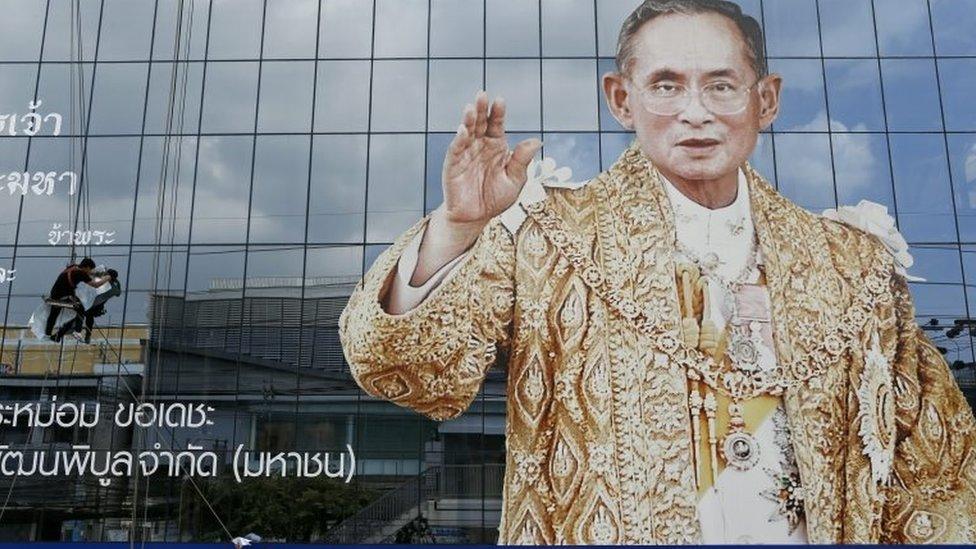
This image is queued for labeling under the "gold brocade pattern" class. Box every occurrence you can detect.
[338,143,976,544]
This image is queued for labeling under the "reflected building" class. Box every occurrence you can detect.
[0,0,975,543]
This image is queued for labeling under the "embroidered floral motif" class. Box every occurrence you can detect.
[762,406,806,533]
[857,330,895,485]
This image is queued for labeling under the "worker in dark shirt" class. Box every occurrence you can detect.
[76,268,121,343]
[44,257,112,341]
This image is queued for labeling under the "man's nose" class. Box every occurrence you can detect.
[677,91,714,125]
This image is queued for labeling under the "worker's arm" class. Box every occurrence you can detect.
[84,275,112,287]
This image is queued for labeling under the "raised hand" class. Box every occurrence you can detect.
[405,91,541,289]
[440,90,543,229]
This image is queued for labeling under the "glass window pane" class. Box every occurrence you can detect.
[83,137,141,245]
[370,60,427,132]
[425,133,450,214]
[543,59,598,131]
[428,60,483,132]
[132,137,197,245]
[0,64,39,123]
[601,132,633,170]
[881,59,942,132]
[948,134,976,241]
[430,0,484,58]
[152,0,209,60]
[763,0,820,57]
[98,0,154,61]
[145,62,204,134]
[306,245,363,280]
[0,138,26,245]
[7,247,74,306]
[774,133,835,212]
[89,63,149,135]
[367,134,424,243]
[249,136,310,244]
[542,0,596,57]
[736,0,763,23]
[487,59,541,132]
[910,283,967,318]
[309,135,367,243]
[191,136,253,243]
[263,0,318,59]
[127,245,186,292]
[890,134,955,243]
[938,59,976,132]
[20,138,72,245]
[35,63,95,136]
[320,0,373,58]
[186,245,245,293]
[832,133,894,209]
[909,245,962,284]
[597,0,641,58]
[258,61,315,133]
[818,0,877,57]
[749,133,776,186]
[598,58,627,132]
[42,0,101,62]
[0,0,45,61]
[875,0,933,57]
[824,59,885,132]
[932,0,976,55]
[245,245,304,281]
[374,0,428,58]
[365,243,386,271]
[208,0,263,60]
[542,133,600,182]
[201,62,259,133]
[486,0,540,57]
[964,245,976,313]
[314,61,370,132]
[769,59,827,132]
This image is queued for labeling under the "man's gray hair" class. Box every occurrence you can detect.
[615,0,768,79]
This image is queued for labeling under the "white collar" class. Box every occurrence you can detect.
[661,168,750,222]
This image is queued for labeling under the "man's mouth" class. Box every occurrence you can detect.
[677,138,721,148]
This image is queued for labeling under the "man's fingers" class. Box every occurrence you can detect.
[447,123,473,162]
[486,96,506,139]
[474,90,489,137]
[505,138,543,183]
[462,103,476,135]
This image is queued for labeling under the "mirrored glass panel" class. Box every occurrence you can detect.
[374,0,428,58]
[486,0,540,57]
[542,59,599,131]
[430,0,484,58]
[319,0,374,58]
[486,59,541,132]
[366,134,424,243]
[263,0,318,59]
[542,0,596,57]
[309,135,367,244]
[890,134,955,243]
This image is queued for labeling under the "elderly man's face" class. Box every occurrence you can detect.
[606,12,781,184]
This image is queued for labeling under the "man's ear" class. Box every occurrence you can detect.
[757,73,783,130]
[603,72,635,130]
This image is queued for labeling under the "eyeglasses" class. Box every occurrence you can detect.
[629,77,761,116]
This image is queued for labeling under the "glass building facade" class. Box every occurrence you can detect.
[0,0,974,543]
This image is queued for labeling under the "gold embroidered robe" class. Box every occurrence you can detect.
[338,145,976,544]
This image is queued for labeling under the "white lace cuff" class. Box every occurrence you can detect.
[386,224,470,313]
